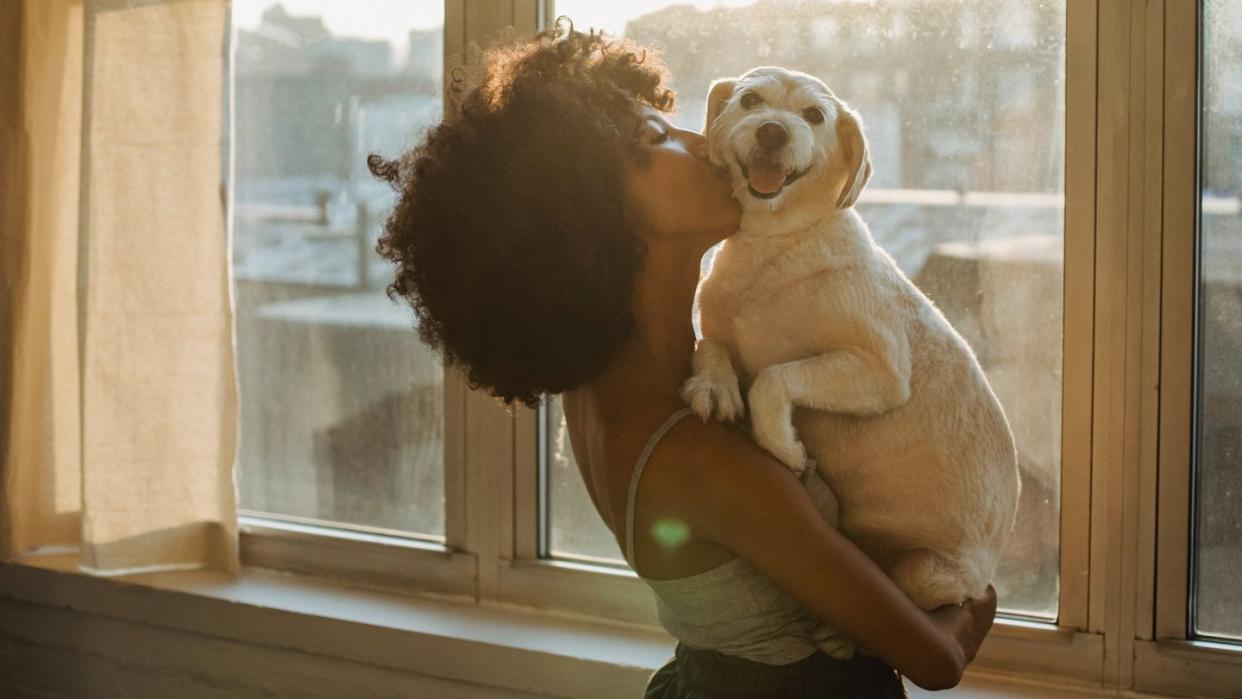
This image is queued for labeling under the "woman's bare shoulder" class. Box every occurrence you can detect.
[646,417,818,543]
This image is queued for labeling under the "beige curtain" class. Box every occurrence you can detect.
[1,0,239,575]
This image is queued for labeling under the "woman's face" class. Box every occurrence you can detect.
[623,104,741,247]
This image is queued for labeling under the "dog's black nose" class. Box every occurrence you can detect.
[755,121,789,150]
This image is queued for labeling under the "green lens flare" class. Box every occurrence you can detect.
[651,518,690,550]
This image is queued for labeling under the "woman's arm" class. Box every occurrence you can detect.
[674,422,996,690]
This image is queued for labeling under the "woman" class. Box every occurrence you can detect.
[370,24,995,697]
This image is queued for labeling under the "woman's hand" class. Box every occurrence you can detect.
[927,585,998,685]
[673,422,1000,691]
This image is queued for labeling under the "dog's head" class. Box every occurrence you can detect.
[704,67,872,217]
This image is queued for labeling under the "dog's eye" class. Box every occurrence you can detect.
[802,107,825,124]
[740,92,763,109]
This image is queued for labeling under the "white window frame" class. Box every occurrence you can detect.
[236,1,1242,694]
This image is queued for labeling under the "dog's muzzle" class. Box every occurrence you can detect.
[740,159,807,200]
[740,121,805,199]
[756,121,789,150]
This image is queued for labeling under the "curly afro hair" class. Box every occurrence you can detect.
[369,23,675,407]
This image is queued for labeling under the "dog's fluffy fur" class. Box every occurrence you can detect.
[684,67,1020,628]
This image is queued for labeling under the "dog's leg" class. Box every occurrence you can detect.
[748,344,911,472]
[680,339,745,423]
[887,549,971,610]
[747,373,811,472]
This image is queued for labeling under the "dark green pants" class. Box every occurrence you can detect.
[644,643,908,698]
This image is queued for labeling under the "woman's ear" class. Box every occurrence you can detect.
[834,103,873,209]
[704,78,737,135]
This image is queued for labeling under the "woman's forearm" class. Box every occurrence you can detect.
[688,435,993,688]
[749,516,973,689]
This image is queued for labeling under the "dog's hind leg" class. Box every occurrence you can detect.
[887,549,972,610]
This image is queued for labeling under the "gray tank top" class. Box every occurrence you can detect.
[624,408,846,665]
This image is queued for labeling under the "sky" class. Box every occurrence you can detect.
[232,1,761,49]
[552,0,758,36]
[232,1,444,50]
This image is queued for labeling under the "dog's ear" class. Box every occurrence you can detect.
[834,102,873,209]
[704,78,737,135]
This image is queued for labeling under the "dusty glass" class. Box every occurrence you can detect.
[1193,0,1242,642]
[545,0,1066,619]
[229,2,446,538]
[546,398,627,562]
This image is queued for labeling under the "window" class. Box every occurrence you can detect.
[548,0,1066,620]
[229,2,447,539]
[222,2,1242,693]
[1194,0,1242,643]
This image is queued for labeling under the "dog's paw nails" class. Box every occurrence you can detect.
[715,385,745,423]
[680,377,710,421]
[687,390,713,423]
[681,373,743,424]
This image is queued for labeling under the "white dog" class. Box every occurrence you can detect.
[683,67,1020,620]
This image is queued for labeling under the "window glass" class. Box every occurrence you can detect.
[544,0,1065,619]
[546,398,626,562]
[230,2,446,538]
[1194,0,1242,642]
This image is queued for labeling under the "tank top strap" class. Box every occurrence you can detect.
[624,407,697,570]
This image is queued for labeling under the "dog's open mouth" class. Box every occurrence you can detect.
[739,160,806,199]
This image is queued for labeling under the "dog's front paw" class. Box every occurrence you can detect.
[748,377,811,473]
[755,424,810,474]
[680,371,745,423]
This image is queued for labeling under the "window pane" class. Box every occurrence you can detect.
[546,399,626,562]
[544,0,1065,618]
[1194,0,1242,642]
[230,2,445,537]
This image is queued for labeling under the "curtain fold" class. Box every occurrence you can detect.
[1,0,239,575]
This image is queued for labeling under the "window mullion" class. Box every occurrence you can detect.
[441,0,470,563]
[455,1,540,603]
[1086,0,1186,688]
[514,406,540,561]
[1059,0,1098,634]
[1154,0,1200,644]
[442,369,470,552]
[461,389,514,600]
[1133,0,1172,646]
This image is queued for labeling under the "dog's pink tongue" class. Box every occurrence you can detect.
[747,162,787,194]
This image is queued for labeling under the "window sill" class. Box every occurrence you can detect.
[1133,638,1242,696]
[0,554,673,698]
[0,555,1154,698]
